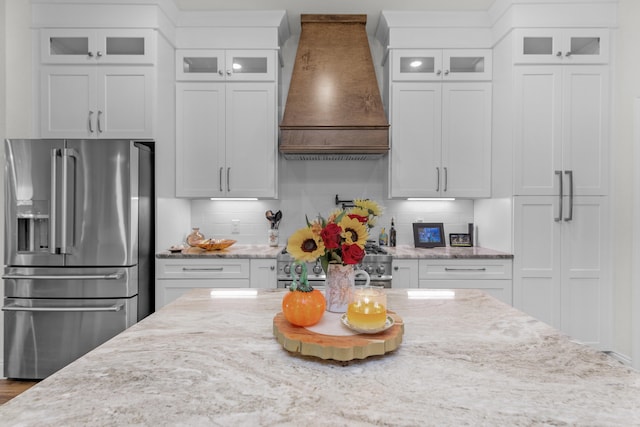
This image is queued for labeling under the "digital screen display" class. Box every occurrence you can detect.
[418,227,442,243]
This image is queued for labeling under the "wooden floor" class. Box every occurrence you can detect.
[0,379,39,405]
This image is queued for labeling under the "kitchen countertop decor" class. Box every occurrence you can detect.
[1,288,638,425]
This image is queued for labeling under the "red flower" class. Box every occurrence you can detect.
[320,223,342,249]
[341,243,365,265]
[347,214,368,224]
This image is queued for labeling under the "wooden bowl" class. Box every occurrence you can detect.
[194,239,236,251]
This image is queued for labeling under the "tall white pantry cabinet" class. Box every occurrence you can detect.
[506,28,612,349]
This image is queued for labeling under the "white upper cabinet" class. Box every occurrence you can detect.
[513,29,609,64]
[175,82,277,198]
[41,29,156,65]
[391,49,492,81]
[176,49,276,81]
[389,82,492,198]
[513,66,609,196]
[37,27,155,139]
[40,65,154,139]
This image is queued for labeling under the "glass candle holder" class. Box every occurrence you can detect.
[346,285,387,331]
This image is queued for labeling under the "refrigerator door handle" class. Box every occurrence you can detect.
[60,148,78,253]
[1,272,124,280]
[2,303,124,313]
[50,148,61,254]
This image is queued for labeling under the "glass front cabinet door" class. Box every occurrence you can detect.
[176,49,275,81]
[391,49,492,81]
[41,29,155,64]
[514,29,609,64]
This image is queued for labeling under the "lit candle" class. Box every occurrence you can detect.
[346,286,387,330]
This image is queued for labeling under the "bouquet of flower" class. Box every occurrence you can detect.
[287,199,383,276]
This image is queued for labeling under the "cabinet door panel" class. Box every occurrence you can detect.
[441,83,491,197]
[391,260,418,288]
[40,66,97,138]
[250,259,277,289]
[514,67,563,196]
[562,67,609,196]
[225,83,276,197]
[98,67,153,138]
[391,49,442,81]
[176,49,225,81]
[513,196,562,328]
[176,83,226,197]
[390,83,441,197]
[561,196,609,347]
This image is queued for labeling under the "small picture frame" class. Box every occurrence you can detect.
[413,223,445,248]
[449,233,472,247]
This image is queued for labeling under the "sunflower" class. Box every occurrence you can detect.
[354,199,383,217]
[338,216,368,248]
[287,227,325,262]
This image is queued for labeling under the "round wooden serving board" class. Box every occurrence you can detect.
[273,311,404,361]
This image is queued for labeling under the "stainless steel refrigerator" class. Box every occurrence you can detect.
[2,139,154,379]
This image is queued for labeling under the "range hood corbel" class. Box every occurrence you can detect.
[279,15,390,160]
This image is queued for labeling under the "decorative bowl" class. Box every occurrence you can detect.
[194,239,236,251]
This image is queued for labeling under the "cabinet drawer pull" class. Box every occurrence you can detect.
[444,267,487,272]
[182,267,224,272]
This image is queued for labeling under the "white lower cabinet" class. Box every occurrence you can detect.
[250,259,277,289]
[513,196,610,349]
[392,259,419,288]
[156,258,277,309]
[418,259,513,305]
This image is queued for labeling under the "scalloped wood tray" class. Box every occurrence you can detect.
[273,311,404,361]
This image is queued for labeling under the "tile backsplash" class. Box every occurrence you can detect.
[157,159,475,250]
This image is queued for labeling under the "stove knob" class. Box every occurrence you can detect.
[283,264,291,274]
[312,264,323,275]
[376,265,386,275]
[364,264,374,274]
[294,264,303,275]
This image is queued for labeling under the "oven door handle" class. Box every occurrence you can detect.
[1,272,124,280]
[2,303,124,313]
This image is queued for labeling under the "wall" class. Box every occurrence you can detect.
[0,0,5,377]
[612,0,640,362]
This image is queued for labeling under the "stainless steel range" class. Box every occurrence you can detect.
[277,241,392,288]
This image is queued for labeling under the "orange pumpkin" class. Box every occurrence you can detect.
[282,289,326,327]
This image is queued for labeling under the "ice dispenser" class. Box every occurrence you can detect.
[16,201,49,253]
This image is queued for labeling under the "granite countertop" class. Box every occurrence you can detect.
[156,244,284,259]
[157,244,512,260]
[385,244,513,259]
[2,288,638,425]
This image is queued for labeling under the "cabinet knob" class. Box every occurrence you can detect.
[436,70,442,76]
[565,51,572,57]
[444,70,450,75]
[556,51,563,57]
[218,70,224,76]
[394,266,399,271]
[87,51,94,58]
[96,51,103,58]
[270,265,275,271]
[226,70,232,76]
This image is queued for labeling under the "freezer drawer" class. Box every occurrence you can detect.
[3,296,137,379]
[3,266,138,298]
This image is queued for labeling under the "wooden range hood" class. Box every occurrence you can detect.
[279,15,390,160]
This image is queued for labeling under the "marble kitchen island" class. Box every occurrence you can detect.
[1,289,639,426]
